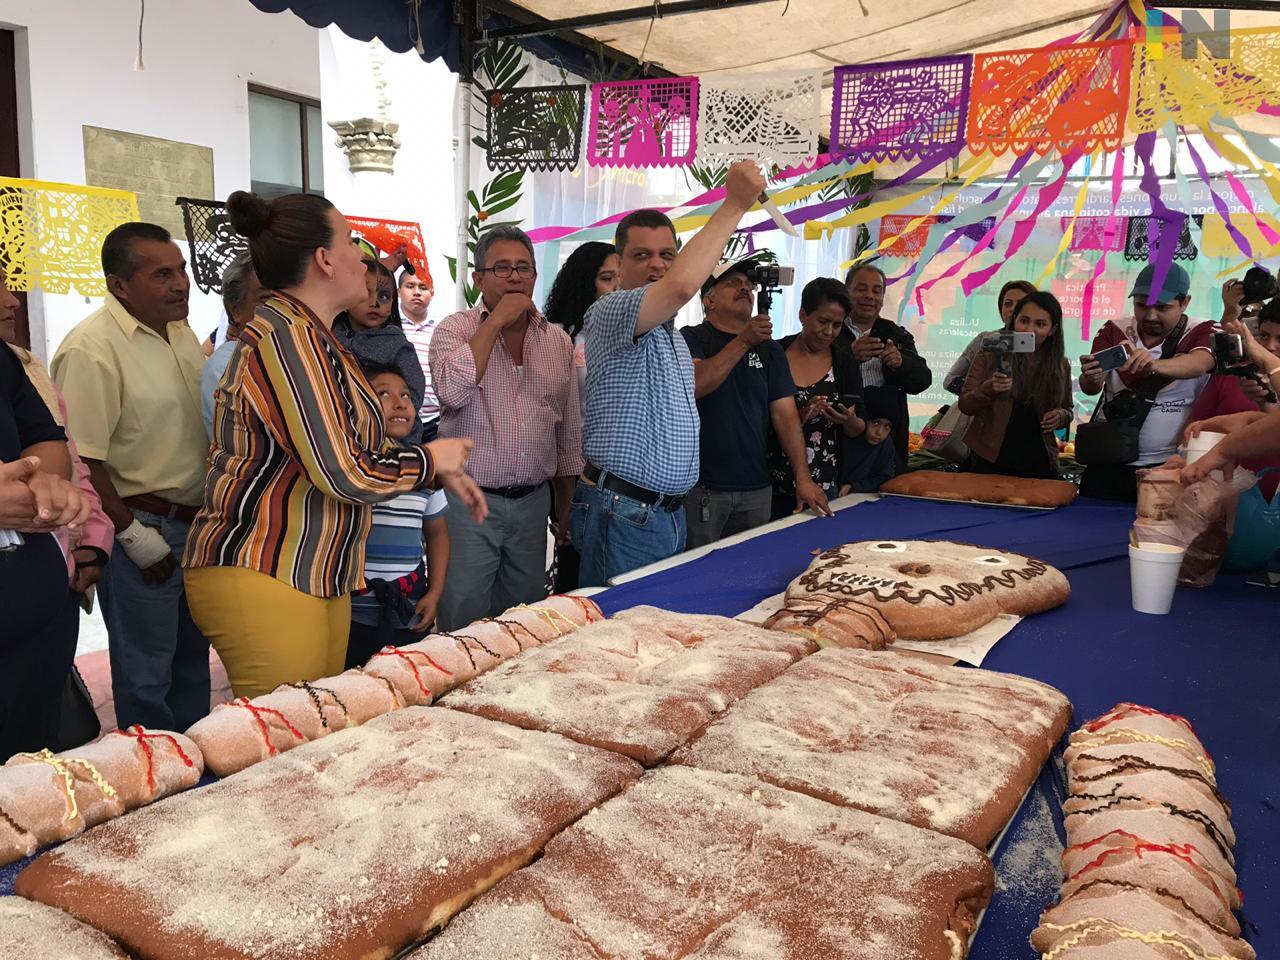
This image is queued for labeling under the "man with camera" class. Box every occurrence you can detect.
[840,264,933,474]
[1218,268,1280,411]
[682,256,831,549]
[1078,263,1216,502]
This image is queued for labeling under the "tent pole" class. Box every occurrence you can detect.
[454,80,472,311]
[453,0,480,311]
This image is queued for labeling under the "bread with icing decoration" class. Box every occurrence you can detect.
[772,539,1070,645]
[1041,703,1249,951]
[185,672,406,778]
[1033,883,1255,960]
[0,727,203,866]
[361,596,604,706]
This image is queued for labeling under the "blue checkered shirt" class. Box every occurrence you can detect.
[581,285,699,496]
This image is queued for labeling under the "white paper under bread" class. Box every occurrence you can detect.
[736,591,1021,666]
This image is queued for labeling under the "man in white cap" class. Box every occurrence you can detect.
[1078,262,1216,501]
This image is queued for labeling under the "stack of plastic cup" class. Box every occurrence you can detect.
[1184,431,1226,465]
[1129,542,1186,614]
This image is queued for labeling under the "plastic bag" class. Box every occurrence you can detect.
[1222,469,1280,572]
[1132,465,1257,587]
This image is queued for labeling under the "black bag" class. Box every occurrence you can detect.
[54,663,101,752]
[1075,321,1186,467]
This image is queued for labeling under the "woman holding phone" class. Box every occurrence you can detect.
[959,291,1073,479]
[769,278,866,519]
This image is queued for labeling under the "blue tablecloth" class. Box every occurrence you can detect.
[4,497,1274,958]
[596,495,1278,959]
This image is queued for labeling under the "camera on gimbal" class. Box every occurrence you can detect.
[983,330,1037,375]
[744,263,795,315]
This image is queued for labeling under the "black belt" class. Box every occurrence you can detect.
[583,463,685,511]
[480,482,545,500]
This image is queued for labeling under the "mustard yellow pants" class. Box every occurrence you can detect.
[184,566,350,698]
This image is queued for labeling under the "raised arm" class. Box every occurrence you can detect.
[634,162,766,336]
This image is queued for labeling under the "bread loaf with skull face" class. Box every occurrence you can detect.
[768,540,1071,644]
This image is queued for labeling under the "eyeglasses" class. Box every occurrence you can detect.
[477,262,536,279]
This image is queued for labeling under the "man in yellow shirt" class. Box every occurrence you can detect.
[51,222,211,730]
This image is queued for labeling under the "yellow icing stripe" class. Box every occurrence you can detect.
[1041,922,1230,960]
[521,605,577,636]
[65,757,119,802]
[1075,729,1215,778]
[14,750,80,823]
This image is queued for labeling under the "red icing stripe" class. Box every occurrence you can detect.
[370,647,452,701]
[562,595,601,622]
[1066,830,1238,913]
[225,698,305,756]
[111,725,196,797]
[1084,703,1197,736]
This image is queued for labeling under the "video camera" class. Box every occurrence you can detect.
[1242,265,1278,306]
[746,263,795,315]
[984,329,1036,375]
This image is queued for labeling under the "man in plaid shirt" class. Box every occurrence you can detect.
[430,227,582,629]
[572,161,768,586]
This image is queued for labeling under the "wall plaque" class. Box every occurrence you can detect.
[83,126,213,236]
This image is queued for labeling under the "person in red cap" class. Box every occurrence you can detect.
[1078,262,1216,502]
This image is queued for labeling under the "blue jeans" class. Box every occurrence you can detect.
[569,479,686,588]
[98,509,210,731]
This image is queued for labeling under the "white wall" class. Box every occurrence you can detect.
[0,0,321,357]
[319,27,461,310]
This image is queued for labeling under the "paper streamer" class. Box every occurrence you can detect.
[0,177,139,296]
[587,77,699,169]
[1080,145,1129,339]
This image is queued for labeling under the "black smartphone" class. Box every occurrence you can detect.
[1094,343,1130,373]
[834,393,861,414]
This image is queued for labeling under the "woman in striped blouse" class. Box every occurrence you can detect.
[183,190,486,697]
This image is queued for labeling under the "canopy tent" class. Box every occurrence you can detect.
[246,0,1280,307]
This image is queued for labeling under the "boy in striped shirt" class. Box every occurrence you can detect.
[345,363,451,668]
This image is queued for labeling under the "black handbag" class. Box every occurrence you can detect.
[54,663,101,752]
[1075,321,1186,467]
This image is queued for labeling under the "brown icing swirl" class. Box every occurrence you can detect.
[1067,792,1234,865]
[797,543,1051,606]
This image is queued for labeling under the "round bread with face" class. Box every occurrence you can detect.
[784,540,1071,641]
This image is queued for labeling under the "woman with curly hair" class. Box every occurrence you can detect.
[544,241,621,416]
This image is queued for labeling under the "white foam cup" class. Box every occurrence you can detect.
[1185,431,1226,465]
[1129,542,1186,615]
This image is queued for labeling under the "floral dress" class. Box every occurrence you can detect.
[770,370,840,499]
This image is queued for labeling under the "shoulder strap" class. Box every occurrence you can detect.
[1132,315,1189,402]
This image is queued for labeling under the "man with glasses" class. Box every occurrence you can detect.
[682,256,830,549]
[429,226,581,629]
